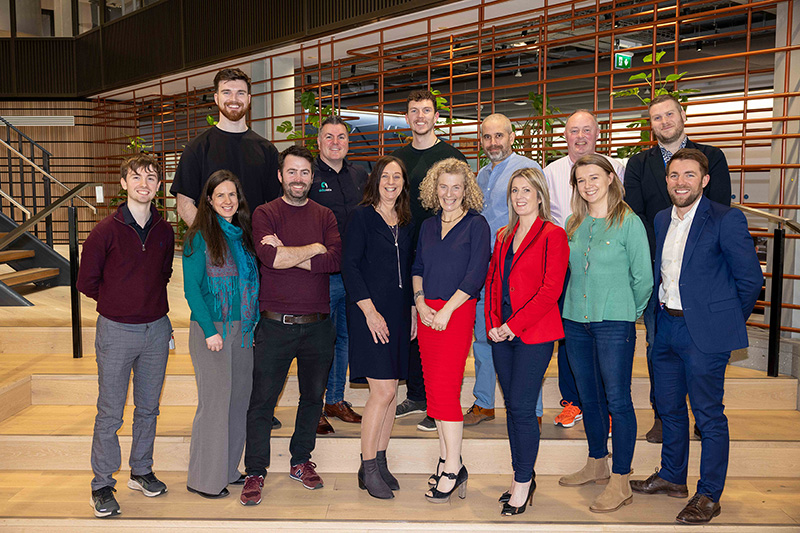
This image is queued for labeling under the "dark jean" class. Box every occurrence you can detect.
[556,269,583,407]
[643,294,659,418]
[404,338,426,403]
[652,311,730,502]
[492,338,552,483]
[563,319,637,475]
[326,273,348,404]
[244,315,334,475]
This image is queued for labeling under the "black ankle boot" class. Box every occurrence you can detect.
[375,450,400,490]
[358,455,394,499]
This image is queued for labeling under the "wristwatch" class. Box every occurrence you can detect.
[413,289,425,302]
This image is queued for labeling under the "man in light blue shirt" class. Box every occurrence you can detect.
[464,113,544,427]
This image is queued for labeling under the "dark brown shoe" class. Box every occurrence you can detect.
[676,493,721,524]
[324,401,362,423]
[463,404,495,426]
[316,415,335,435]
[630,469,688,498]
[646,419,663,443]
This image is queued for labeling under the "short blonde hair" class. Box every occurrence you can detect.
[419,158,484,213]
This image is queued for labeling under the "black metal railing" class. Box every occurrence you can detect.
[734,203,800,378]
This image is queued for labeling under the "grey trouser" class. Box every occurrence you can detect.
[91,315,171,490]
[187,321,254,494]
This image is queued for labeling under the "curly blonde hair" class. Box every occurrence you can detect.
[419,158,484,213]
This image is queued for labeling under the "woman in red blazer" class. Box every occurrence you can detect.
[485,168,569,516]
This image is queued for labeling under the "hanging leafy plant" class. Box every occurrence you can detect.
[611,51,700,158]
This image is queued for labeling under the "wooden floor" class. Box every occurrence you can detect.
[0,255,798,531]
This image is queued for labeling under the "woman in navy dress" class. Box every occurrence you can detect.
[341,156,415,499]
[413,157,491,503]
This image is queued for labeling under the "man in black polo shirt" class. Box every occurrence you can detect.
[308,115,368,434]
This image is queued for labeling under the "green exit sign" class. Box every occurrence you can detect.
[615,52,633,69]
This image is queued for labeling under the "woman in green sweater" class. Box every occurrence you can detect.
[558,154,652,513]
[182,170,260,499]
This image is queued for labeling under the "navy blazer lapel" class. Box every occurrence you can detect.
[654,211,668,290]
[370,207,399,244]
[681,196,710,271]
[646,146,671,206]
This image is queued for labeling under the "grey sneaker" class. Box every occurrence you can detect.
[91,486,120,518]
[395,398,427,418]
[128,472,168,497]
[416,415,437,431]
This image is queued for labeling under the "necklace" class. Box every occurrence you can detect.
[441,208,466,224]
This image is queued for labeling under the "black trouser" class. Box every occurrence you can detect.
[405,338,427,403]
[244,316,334,476]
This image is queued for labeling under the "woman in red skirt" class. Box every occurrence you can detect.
[412,158,491,503]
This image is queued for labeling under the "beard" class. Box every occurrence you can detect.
[653,124,685,146]
[218,101,248,122]
[668,187,703,208]
[486,145,512,163]
[282,181,310,204]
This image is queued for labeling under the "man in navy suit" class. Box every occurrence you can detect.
[624,94,732,443]
[630,149,762,525]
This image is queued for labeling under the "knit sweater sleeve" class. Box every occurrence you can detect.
[182,234,218,339]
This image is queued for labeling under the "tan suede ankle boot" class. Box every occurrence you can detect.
[558,456,610,486]
[589,472,633,512]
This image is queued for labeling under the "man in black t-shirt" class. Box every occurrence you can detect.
[172,68,282,431]
[171,68,281,226]
[390,90,467,432]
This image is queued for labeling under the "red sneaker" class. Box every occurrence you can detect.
[554,400,583,428]
[239,474,264,506]
[289,461,324,490]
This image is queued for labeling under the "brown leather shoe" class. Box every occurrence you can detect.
[630,469,688,498]
[646,419,663,443]
[676,493,721,524]
[316,415,334,435]
[324,401,362,423]
[463,404,495,426]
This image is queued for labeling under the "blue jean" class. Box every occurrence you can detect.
[474,290,543,415]
[325,273,348,404]
[493,338,552,483]
[563,319,637,475]
[91,315,171,490]
[472,290,496,409]
[652,311,730,502]
[643,294,659,418]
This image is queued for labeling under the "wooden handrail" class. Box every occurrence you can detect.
[0,183,96,252]
[0,137,96,214]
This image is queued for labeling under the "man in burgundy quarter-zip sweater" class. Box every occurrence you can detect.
[78,153,174,519]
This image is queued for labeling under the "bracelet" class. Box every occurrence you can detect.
[413,290,425,302]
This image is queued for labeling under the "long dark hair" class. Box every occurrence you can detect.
[360,156,412,226]
[184,170,255,265]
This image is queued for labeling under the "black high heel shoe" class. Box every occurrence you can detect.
[428,457,445,486]
[501,481,535,516]
[500,469,536,503]
[425,465,468,504]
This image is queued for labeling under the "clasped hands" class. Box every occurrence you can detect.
[417,302,452,332]
[488,323,515,342]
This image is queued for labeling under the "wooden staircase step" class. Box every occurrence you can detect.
[25,370,799,410]
[1,406,798,476]
[0,267,59,287]
[0,249,34,263]
[0,472,797,530]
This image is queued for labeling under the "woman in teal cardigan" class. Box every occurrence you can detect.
[182,170,260,499]
[559,154,652,513]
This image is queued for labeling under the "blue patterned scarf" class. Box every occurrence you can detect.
[206,215,260,347]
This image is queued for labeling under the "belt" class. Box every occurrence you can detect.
[663,305,684,317]
[264,311,329,325]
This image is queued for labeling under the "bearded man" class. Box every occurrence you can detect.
[171,68,281,226]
